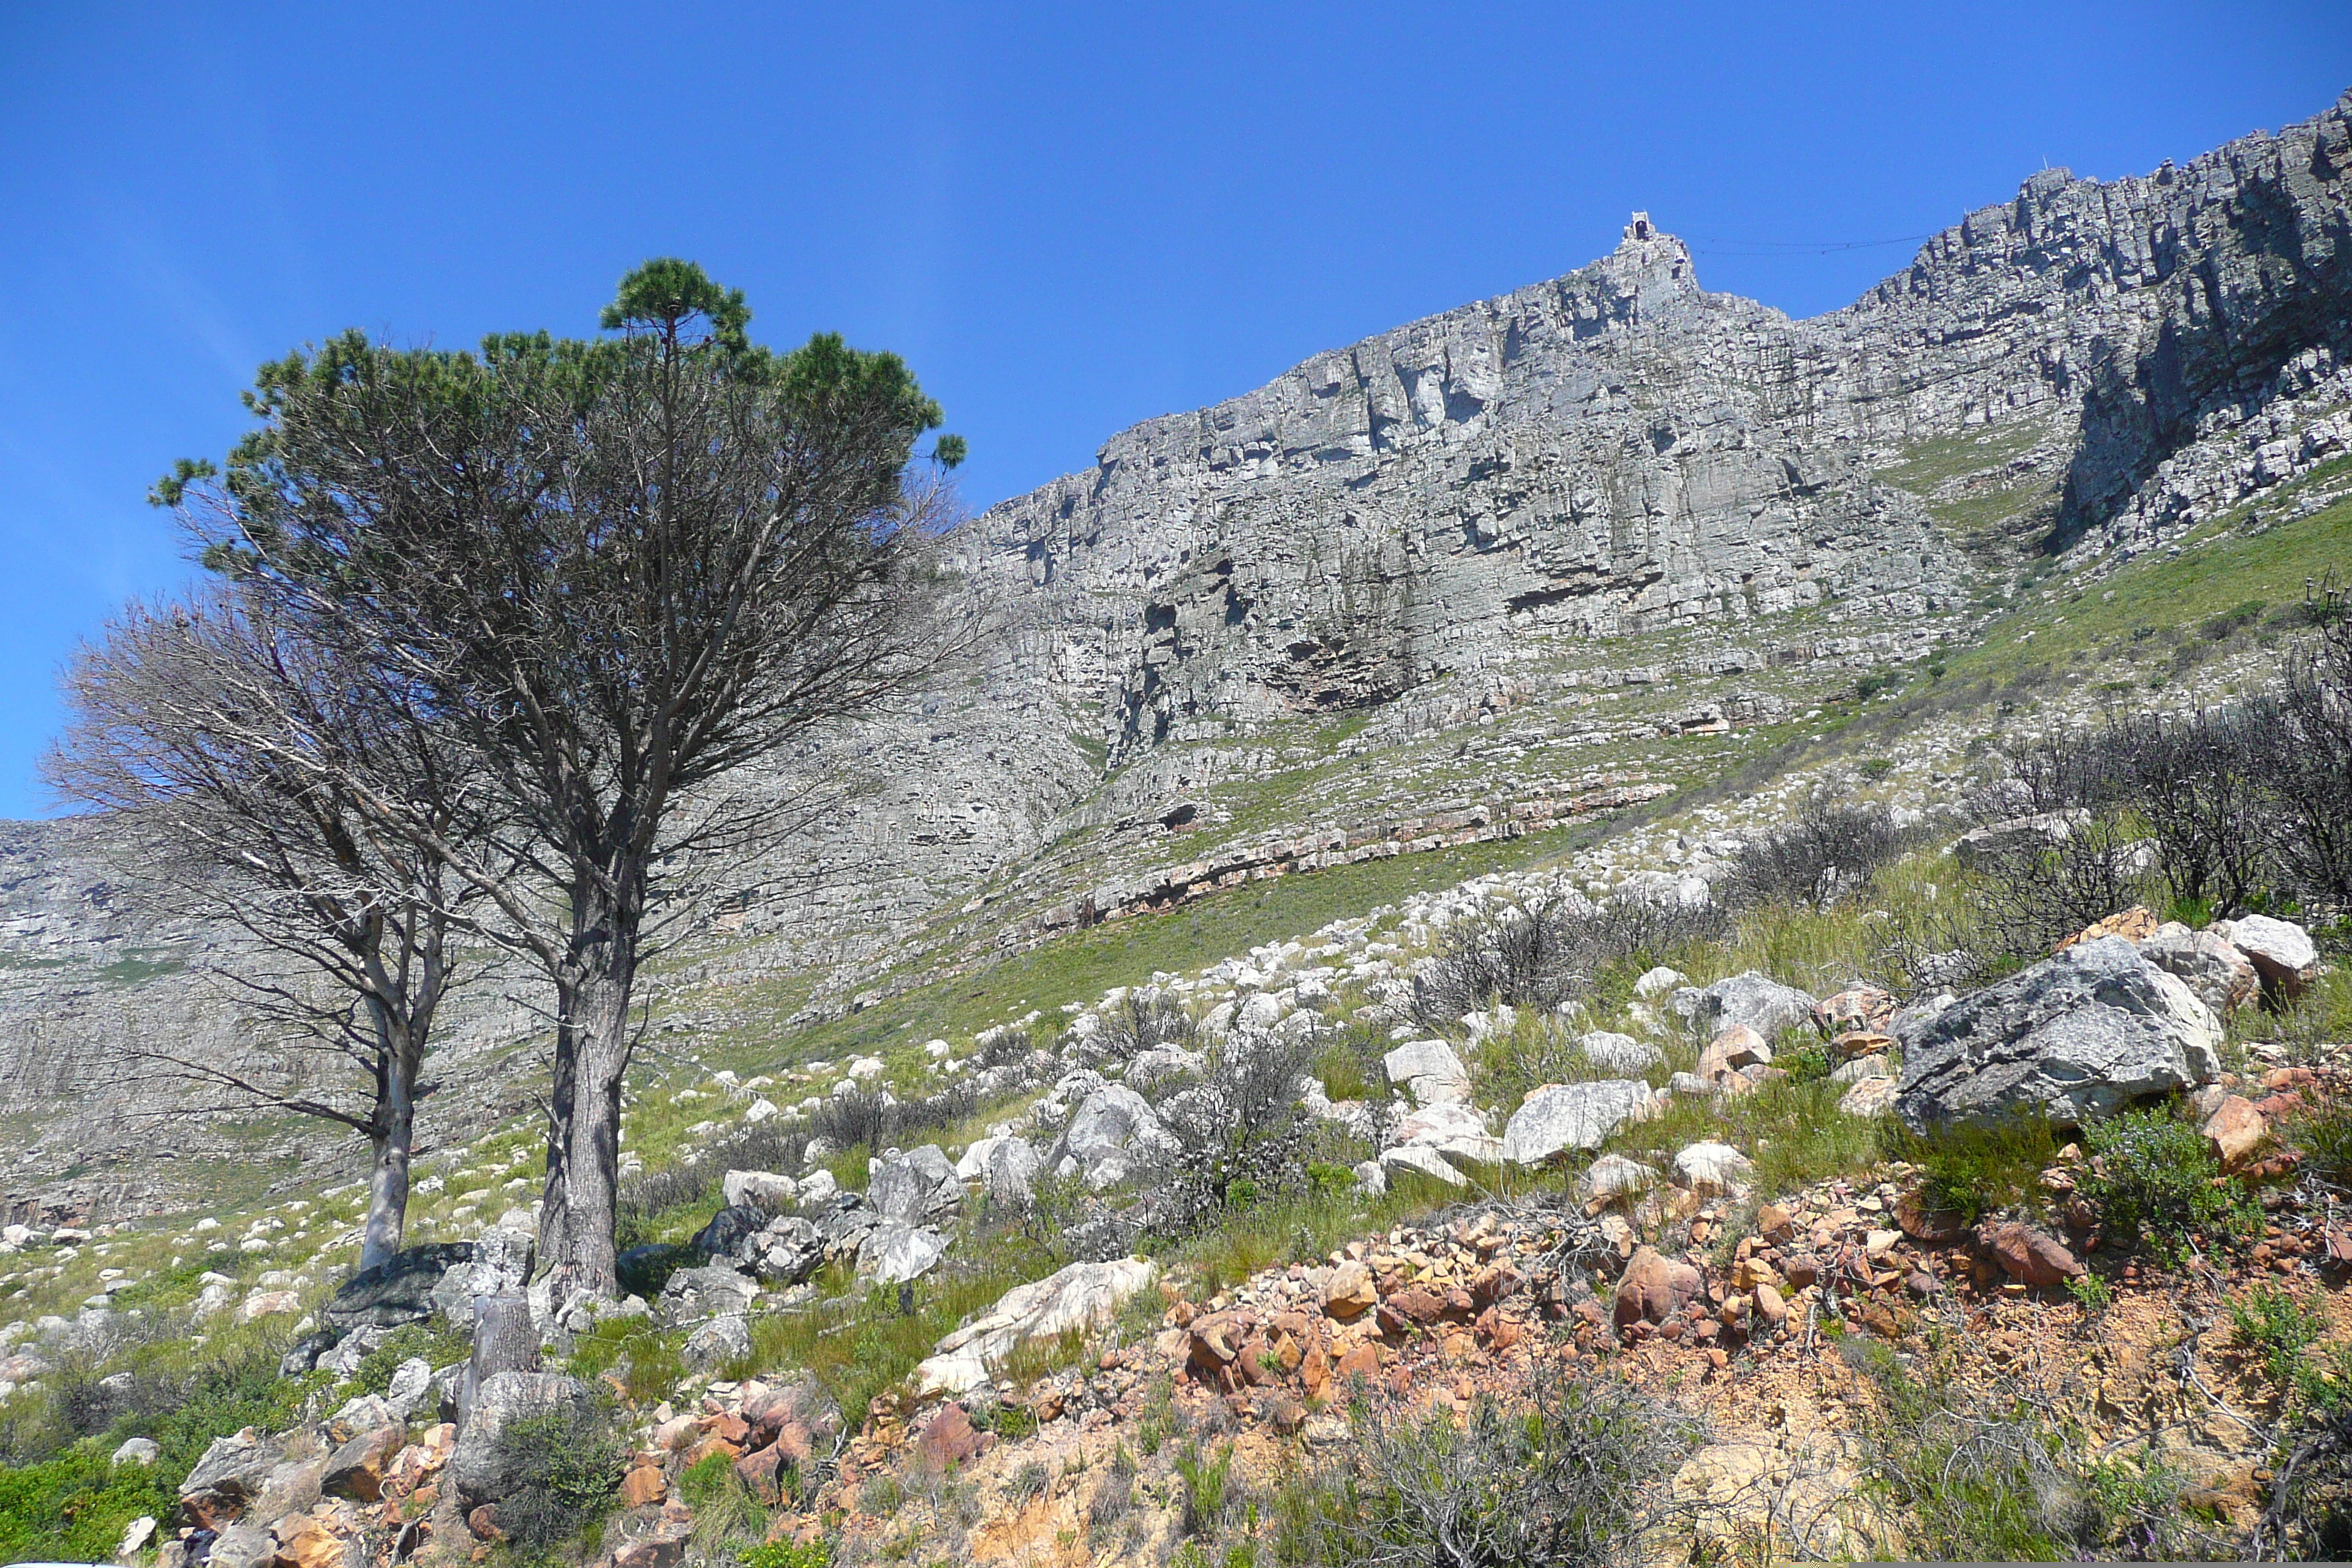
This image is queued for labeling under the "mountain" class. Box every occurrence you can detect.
[1,89,2349,1225]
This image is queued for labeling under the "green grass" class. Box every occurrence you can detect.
[1953,475,2352,687]
[725,816,1621,1073]
[1888,1117,2058,1227]
[1879,421,2051,496]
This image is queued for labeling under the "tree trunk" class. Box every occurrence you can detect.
[551,968,631,1297]
[540,878,640,1300]
[359,1019,419,1273]
[458,1291,540,1434]
[535,987,579,1284]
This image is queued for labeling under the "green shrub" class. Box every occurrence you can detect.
[2232,1286,2323,1387]
[2079,1106,2255,1262]
[0,1442,171,1564]
[486,1397,627,1551]
[1777,1035,1832,1087]
[2288,1078,2352,1186]
[678,1449,767,1554]
[739,1541,832,1568]
[567,1319,686,1406]
[1276,1368,1701,1566]
[1176,1442,1239,1539]
[1843,1333,2200,1559]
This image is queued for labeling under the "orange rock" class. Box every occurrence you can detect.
[1335,1343,1382,1383]
[1323,1260,1379,1320]
[1613,1247,1703,1327]
[2056,905,2159,951]
[1387,1286,1444,1325]
[1753,1284,1788,1327]
[321,1426,402,1504]
[619,1463,668,1508]
[1697,1025,1770,1084]
[1977,1220,2082,1286]
[2202,1094,2269,1172]
[272,1521,353,1568]
[1755,1203,1795,1244]
[1300,1339,1331,1401]
[1896,1190,1968,1244]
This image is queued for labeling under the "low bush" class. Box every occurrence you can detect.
[1274,1366,1703,1567]
[2078,1106,2256,1264]
[1891,1117,2058,1227]
[349,1317,472,1396]
[2229,1284,2335,1400]
[1720,796,1921,912]
[1412,893,1726,1030]
[1843,1333,2206,1560]
[485,1396,628,1552]
[1087,990,1199,1064]
[1153,1032,1320,1236]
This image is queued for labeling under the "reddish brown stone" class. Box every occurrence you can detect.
[734,1444,785,1505]
[1613,1247,1703,1328]
[466,1506,503,1542]
[619,1465,668,1508]
[1977,1221,2083,1286]
[912,1403,992,1474]
[1388,1286,1445,1325]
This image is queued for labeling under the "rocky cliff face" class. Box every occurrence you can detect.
[959,90,2352,764]
[4,91,2351,1222]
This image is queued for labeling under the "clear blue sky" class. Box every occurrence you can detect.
[1,3,2344,819]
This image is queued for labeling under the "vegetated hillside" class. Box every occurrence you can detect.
[0,92,2349,1568]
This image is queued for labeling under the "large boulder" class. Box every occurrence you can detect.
[2138,923,2260,1014]
[179,1430,282,1526]
[1380,1144,1469,1186]
[324,1243,475,1331]
[722,1170,799,1212]
[1051,1085,1178,1190]
[813,1193,884,1263]
[656,1264,758,1326]
[1388,1101,1504,1166]
[1673,1142,1754,1195]
[448,1371,595,1507]
[1383,1040,1472,1107]
[1578,1030,1662,1074]
[738,1215,825,1286]
[690,1205,769,1260]
[913,1257,1158,1395]
[869,1145,960,1224]
[858,1222,948,1284]
[1669,973,1816,1041]
[1894,935,2222,1131]
[2215,914,2321,999]
[1501,1081,1656,1165]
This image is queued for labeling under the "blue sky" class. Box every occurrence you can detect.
[1,2,2345,818]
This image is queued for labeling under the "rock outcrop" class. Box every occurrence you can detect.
[1893,936,2223,1130]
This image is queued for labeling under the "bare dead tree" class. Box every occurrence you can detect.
[45,591,491,1270]
[160,260,981,1294]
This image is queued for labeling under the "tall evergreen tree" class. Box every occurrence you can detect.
[161,260,969,1291]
